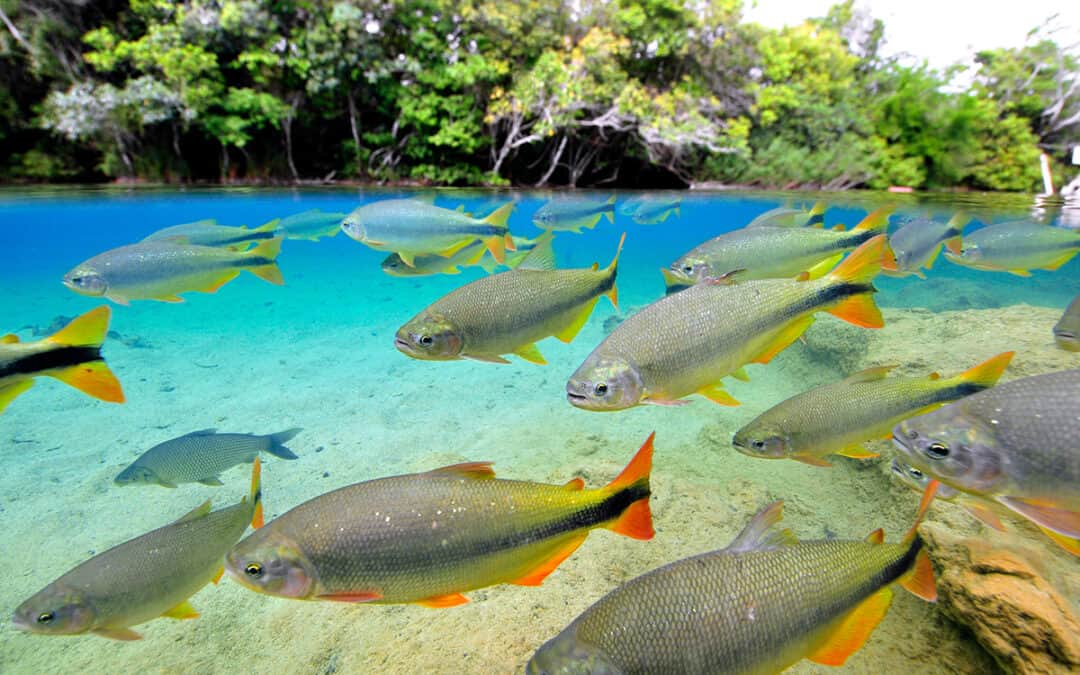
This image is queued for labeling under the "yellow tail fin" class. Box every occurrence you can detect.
[603,232,626,310]
[246,237,285,285]
[604,432,654,540]
[48,306,111,347]
[952,351,1014,388]
[853,205,894,232]
[482,202,515,229]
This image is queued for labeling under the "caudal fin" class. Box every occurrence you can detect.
[603,432,654,540]
[852,205,894,232]
[602,232,626,310]
[48,305,110,347]
[45,307,125,404]
[246,237,285,285]
[951,351,1014,390]
[248,457,264,529]
[824,235,887,328]
[481,202,516,264]
[893,479,939,601]
[807,201,828,227]
[266,428,302,459]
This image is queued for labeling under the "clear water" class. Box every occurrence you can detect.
[2,188,1078,673]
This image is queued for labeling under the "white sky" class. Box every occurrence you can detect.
[743,0,1080,71]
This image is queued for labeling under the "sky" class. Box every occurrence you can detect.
[743,0,1080,71]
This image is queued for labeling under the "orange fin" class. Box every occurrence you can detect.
[607,499,654,540]
[47,305,111,346]
[841,365,897,384]
[212,566,225,585]
[1038,526,1080,556]
[697,384,740,406]
[93,627,143,641]
[429,462,497,480]
[604,433,654,540]
[905,479,940,544]
[606,432,654,492]
[319,591,383,603]
[511,534,587,586]
[0,380,34,413]
[898,547,937,601]
[752,316,815,364]
[809,587,893,666]
[852,205,894,232]
[162,600,199,620]
[960,500,1006,532]
[865,528,885,544]
[48,361,125,403]
[249,457,264,529]
[416,592,469,608]
[564,477,585,490]
[997,497,1080,538]
[602,232,626,310]
[827,293,884,328]
[827,234,885,285]
[484,235,507,264]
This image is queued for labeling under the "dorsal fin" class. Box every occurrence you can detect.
[517,231,557,270]
[428,462,496,479]
[183,428,218,437]
[726,501,799,553]
[173,500,213,524]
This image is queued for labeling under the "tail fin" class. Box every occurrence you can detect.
[251,219,281,236]
[807,200,827,226]
[895,478,938,602]
[950,351,1014,390]
[604,432,654,540]
[483,202,515,230]
[943,212,970,255]
[246,237,285,285]
[825,235,886,328]
[603,195,616,223]
[45,307,126,404]
[603,232,626,311]
[248,457,264,529]
[853,205,894,233]
[480,203,515,264]
[266,428,302,459]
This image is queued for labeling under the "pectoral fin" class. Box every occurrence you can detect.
[808,587,893,666]
[697,384,740,406]
[162,600,199,620]
[997,497,1080,538]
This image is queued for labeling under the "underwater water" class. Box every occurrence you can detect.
[1,187,1078,674]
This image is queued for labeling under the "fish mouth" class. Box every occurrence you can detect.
[566,392,588,405]
[393,337,411,351]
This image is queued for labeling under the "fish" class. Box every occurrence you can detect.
[661,205,892,292]
[893,368,1080,556]
[142,219,279,250]
[224,433,654,607]
[1054,292,1080,352]
[62,238,284,305]
[527,494,937,675]
[731,352,1014,467]
[883,213,970,279]
[12,459,263,640]
[115,427,301,488]
[381,234,550,277]
[0,306,124,413]
[890,459,1006,532]
[745,200,827,228]
[533,195,616,233]
[566,235,889,411]
[341,199,515,267]
[943,221,1080,276]
[275,209,347,241]
[617,195,681,224]
[394,233,622,365]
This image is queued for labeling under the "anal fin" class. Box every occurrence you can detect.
[808,587,893,666]
[511,534,587,586]
[513,342,547,365]
[554,298,599,344]
[416,593,469,608]
[162,600,199,620]
[93,627,143,641]
[319,591,383,603]
[752,316,815,365]
[697,384,740,406]
[836,445,879,459]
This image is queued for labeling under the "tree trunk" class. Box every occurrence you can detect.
[347,90,362,170]
[536,135,568,187]
[220,144,229,182]
[284,94,301,182]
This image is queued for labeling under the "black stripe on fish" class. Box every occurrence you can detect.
[229,256,275,268]
[532,481,651,539]
[0,346,102,378]
[784,282,877,318]
[220,232,275,245]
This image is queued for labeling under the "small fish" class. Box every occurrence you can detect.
[943,221,1080,276]
[567,235,889,411]
[618,195,681,224]
[341,199,514,267]
[1054,292,1080,352]
[225,434,654,607]
[276,209,347,241]
[63,238,284,305]
[533,195,616,233]
[890,459,1006,532]
[662,206,892,291]
[527,495,936,674]
[115,428,301,488]
[12,460,263,640]
[893,368,1080,556]
[142,219,279,250]
[732,352,1013,467]
[745,200,827,228]
[883,213,970,278]
[381,234,549,277]
[394,234,621,365]
[0,306,124,414]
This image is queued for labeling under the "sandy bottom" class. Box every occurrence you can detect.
[2,298,1077,674]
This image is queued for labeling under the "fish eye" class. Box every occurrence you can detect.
[683,265,693,273]
[70,277,84,286]
[752,440,765,449]
[244,562,264,578]
[37,611,55,624]
[594,383,608,396]
[907,467,924,478]
[926,442,950,460]
[419,335,433,346]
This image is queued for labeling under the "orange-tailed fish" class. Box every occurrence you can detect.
[224,434,654,607]
[1054,292,1080,352]
[63,238,284,305]
[943,221,1080,276]
[567,235,889,411]
[0,306,124,413]
[394,233,621,365]
[527,494,937,674]
[142,219,279,250]
[732,352,1014,467]
[12,460,263,640]
[883,213,970,279]
[893,368,1080,556]
[341,198,514,267]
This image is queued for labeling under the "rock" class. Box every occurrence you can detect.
[921,522,1080,674]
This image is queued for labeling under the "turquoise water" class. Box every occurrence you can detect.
[2,188,1078,673]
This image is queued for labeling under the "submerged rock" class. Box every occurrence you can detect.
[921,522,1080,674]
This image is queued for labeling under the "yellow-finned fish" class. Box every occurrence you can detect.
[142,219,279,250]
[12,460,263,640]
[532,195,616,233]
[1054,292,1080,352]
[893,368,1080,556]
[745,200,827,228]
[63,238,284,305]
[275,209,347,241]
[341,199,515,267]
[394,233,622,365]
[381,234,551,277]
[944,221,1080,276]
[617,195,682,225]
[883,213,970,279]
[528,493,937,674]
[225,434,654,607]
[732,352,1014,467]
[567,235,889,411]
[0,306,124,413]
[662,206,892,291]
